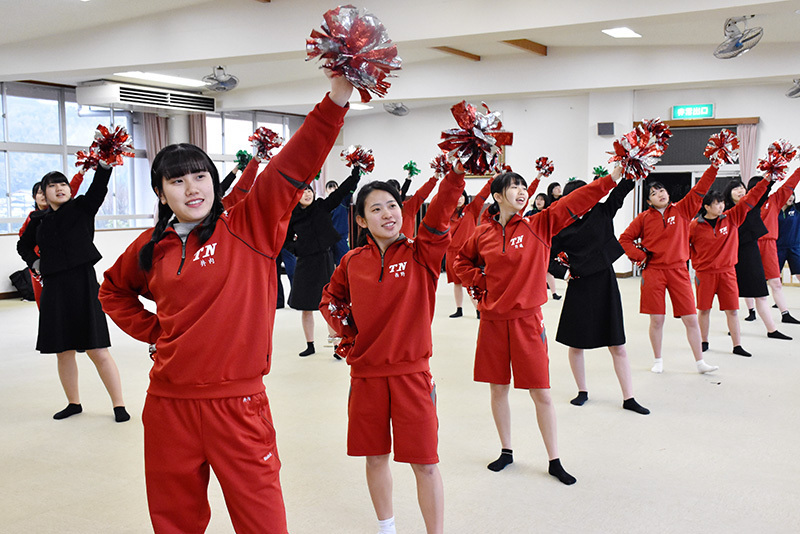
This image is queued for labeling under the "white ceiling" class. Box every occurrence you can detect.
[1,0,799,115]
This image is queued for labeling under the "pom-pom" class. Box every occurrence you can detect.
[555,251,570,270]
[306,5,402,103]
[592,166,609,178]
[640,118,673,149]
[327,301,352,326]
[703,129,740,165]
[334,336,355,360]
[607,119,671,181]
[314,170,322,181]
[492,162,513,174]
[438,101,514,175]
[91,125,135,166]
[757,151,789,181]
[535,157,554,177]
[236,150,253,171]
[248,127,284,160]
[403,160,420,178]
[430,154,452,175]
[768,139,797,162]
[340,145,375,173]
[466,285,486,303]
[634,243,653,269]
[75,149,101,171]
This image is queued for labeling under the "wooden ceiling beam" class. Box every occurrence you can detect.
[432,46,481,62]
[502,39,547,56]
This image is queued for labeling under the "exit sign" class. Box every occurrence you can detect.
[672,104,714,120]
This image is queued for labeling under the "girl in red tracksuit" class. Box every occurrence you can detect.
[400,173,439,237]
[445,176,492,318]
[689,178,770,357]
[320,167,465,534]
[99,73,351,534]
[453,169,621,486]
[754,166,800,324]
[619,164,719,374]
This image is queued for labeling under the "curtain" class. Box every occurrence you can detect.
[738,123,758,182]
[143,113,169,167]
[188,113,207,152]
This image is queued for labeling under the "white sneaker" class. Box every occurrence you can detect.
[697,360,719,374]
[651,359,663,374]
[325,335,340,347]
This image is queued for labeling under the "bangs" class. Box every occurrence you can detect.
[151,143,219,191]
[41,171,69,188]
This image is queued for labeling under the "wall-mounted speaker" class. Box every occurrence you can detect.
[597,122,615,136]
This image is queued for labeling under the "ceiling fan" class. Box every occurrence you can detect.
[384,102,409,116]
[203,66,239,92]
[787,79,800,99]
[713,16,763,59]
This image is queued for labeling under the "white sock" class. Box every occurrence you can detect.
[651,358,663,373]
[378,516,396,534]
[696,359,719,374]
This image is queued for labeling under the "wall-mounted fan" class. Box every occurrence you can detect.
[787,79,800,98]
[203,66,239,91]
[384,102,409,116]
[713,16,763,59]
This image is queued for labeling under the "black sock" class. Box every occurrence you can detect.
[623,397,650,415]
[732,345,752,357]
[548,458,576,485]
[701,341,709,352]
[744,308,756,321]
[570,391,588,406]
[487,449,513,472]
[781,312,800,324]
[114,406,131,422]
[449,307,463,318]
[552,293,562,300]
[299,342,315,357]
[767,330,792,340]
[54,403,82,420]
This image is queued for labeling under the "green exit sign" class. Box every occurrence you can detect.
[672,104,714,120]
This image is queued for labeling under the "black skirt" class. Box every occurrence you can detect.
[289,249,335,311]
[556,267,626,349]
[37,264,110,354]
[735,241,768,298]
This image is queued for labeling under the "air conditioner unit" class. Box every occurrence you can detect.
[76,82,216,113]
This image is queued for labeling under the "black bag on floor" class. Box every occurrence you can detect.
[9,268,35,301]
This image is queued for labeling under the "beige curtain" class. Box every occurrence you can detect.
[188,113,207,152]
[738,123,758,182]
[143,113,169,167]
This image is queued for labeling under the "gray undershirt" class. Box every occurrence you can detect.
[173,221,200,243]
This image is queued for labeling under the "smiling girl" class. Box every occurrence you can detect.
[320,165,465,534]
[100,70,352,534]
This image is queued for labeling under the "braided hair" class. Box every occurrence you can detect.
[138,144,225,271]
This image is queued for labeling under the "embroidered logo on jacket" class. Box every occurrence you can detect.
[509,235,524,249]
[667,216,676,225]
[388,261,407,277]
[719,226,729,236]
[192,243,217,267]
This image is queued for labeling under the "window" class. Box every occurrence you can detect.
[6,84,60,145]
[65,102,113,147]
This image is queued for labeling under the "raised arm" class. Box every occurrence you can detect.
[82,163,113,215]
[321,167,361,212]
[414,168,466,274]
[70,169,85,197]
[219,166,240,196]
[465,177,494,221]
[675,164,718,220]
[769,166,800,210]
[602,176,636,217]
[728,177,770,227]
[404,174,440,217]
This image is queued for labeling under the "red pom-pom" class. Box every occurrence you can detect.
[248,127,284,160]
[340,145,375,173]
[306,5,402,103]
[438,101,514,175]
[466,285,486,303]
[327,301,352,326]
[704,129,740,165]
[430,154,452,175]
[768,139,797,162]
[75,149,101,171]
[535,157,554,177]
[757,151,789,181]
[607,119,669,181]
[91,125,135,166]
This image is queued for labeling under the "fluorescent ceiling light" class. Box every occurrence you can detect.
[113,71,208,88]
[602,27,642,39]
[349,103,373,110]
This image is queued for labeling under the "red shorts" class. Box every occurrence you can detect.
[142,391,287,534]
[758,239,781,280]
[474,310,550,389]
[640,267,696,317]
[348,371,439,464]
[695,270,739,311]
